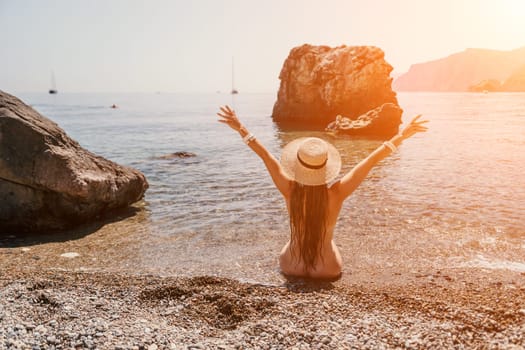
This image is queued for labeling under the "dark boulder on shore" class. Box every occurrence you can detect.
[326,103,403,138]
[0,90,148,233]
[272,44,400,133]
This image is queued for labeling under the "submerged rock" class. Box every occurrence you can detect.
[0,90,148,233]
[272,44,399,131]
[326,103,403,138]
[155,152,196,160]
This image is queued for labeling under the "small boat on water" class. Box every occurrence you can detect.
[49,71,58,94]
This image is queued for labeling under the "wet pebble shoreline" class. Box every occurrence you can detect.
[1,269,525,349]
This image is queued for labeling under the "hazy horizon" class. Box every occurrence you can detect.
[2,0,525,94]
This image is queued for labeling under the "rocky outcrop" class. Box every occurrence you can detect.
[467,65,525,92]
[501,64,525,91]
[468,79,502,92]
[0,90,148,233]
[272,44,399,130]
[326,103,402,137]
[394,47,525,91]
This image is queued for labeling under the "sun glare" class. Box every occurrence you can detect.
[459,0,525,49]
[490,0,525,29]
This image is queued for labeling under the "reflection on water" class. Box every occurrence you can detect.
[12,92,525,283]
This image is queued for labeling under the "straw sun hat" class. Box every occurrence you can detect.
[280,137,342,186]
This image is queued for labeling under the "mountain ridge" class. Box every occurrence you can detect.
[394,46,525,91]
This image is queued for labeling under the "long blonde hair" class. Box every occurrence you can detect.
[289,181,328,271]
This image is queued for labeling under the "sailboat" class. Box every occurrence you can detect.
[231,57,238,94]
[49,71,58,94]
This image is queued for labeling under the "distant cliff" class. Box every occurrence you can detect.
[394,47,525,92]
[501,64,525,91]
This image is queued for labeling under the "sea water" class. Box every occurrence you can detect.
[12,92,525,282]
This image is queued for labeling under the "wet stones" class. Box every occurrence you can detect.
[326,103,403,138]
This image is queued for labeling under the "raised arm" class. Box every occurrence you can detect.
[332,115,428,201]
[217,105,292,198]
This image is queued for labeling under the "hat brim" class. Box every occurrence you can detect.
[280,137,341,186]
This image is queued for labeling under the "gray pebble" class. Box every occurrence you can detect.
[321,336,332,345]
[35,325,47,334]
[47,335,58,344]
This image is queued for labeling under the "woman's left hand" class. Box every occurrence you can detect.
[400,115,429,140]
[217,105,243,132]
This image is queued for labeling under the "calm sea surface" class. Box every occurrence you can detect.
[16,92,525,282]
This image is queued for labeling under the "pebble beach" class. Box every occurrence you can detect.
[1,249,525,349]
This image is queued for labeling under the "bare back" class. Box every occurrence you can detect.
[278,184,345,279]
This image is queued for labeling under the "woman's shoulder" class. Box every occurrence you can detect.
[327,180,342,197]
[327,181,345,209]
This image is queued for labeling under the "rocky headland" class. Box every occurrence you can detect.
[0,90,148,233]
[394,46,525,92]
[501,64,525,91]
[272,44,401,136]
[468,64,525,92]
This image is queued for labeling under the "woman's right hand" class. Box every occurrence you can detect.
[400,115,428,140]
[217,105,243,132]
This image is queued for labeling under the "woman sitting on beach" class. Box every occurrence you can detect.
[217,105,428,279]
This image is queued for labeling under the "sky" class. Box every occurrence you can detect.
[1,0,525,93]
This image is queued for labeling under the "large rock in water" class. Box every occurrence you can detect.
[0,91,148,233]
[272,44,399,131]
